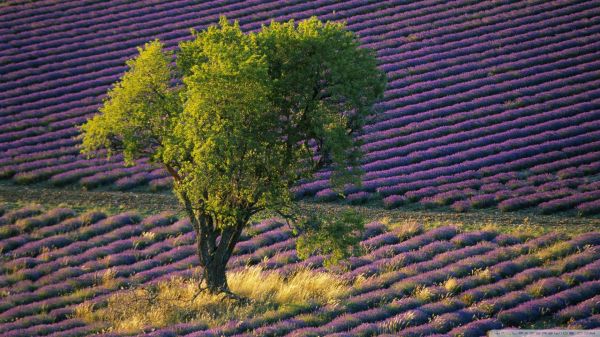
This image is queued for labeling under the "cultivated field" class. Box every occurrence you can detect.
[1,0,599,336]
[1,204,600,336]
[1,0,599,213]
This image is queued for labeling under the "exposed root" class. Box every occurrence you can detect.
[218,289,252,304]
[189,287,207,303]
[188,275,251,305]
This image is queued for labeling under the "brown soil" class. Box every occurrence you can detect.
[1,183,598,236]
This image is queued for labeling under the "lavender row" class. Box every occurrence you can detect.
[0,0,387,81]
[364,106,600,174]
[5,211,590,335]
[79,160,153,189]
[1,214,276,298]
[388,168,596,212]
[2,0,470,55]
[362,27,600,144]
[0,1,588,119]
[2,8,592,122]
[341,251,596,337]
[368,56,600,137]
[383,151,592,203]
[0,0,540,104]
[369,48,600,136]
[3,2,596,122]
[49,160,125,187]
[0,99,100,128]
[0,0,139,29]
[371,128,600,192]
[376,17,600,96]
[0,154,78,179]
[1,215,328,326]
[375,39,600,119]
[234,233,573,337]
[4,29,596,171]
[314,94,600,187]
[0,0,580,97]
[367,1,596,66]
[1,0,539,74]
[0,138,79,160]
[235,236,598,337]
[0,9,584,138]
[11,156,117,185]
[298,120,600,198]
[364,82,600,159]
[0,147,80,168]
[539,190,600,214]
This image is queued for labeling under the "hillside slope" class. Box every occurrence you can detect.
[1,0,599,213]
[1,205,600,336]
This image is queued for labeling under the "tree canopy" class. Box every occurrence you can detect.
[81,16,386,294]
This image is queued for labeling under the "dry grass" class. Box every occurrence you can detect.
[443,277,460,293]
[413,285,435,302]
[379,217,424,240]
[75,266,350,333]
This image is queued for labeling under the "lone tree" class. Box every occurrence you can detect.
[81,17,386,295]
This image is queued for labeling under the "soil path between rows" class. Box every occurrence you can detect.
[1,183,598,235]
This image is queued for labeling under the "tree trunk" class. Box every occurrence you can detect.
[175,189,249,296]
[193,217,246,296]
[203,258,229,294]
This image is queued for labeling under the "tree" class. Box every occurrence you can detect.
[81,16,386,295]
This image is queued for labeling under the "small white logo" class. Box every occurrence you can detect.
[490,330,600,337]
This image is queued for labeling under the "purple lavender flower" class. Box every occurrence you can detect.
[568,314,600,329]
[470,193,497,209]
[382,195,407,209]
[525,277,569,297]
[498,280,600,325]
[451,200,471,212]
[346,191,372,205]
[448,318,504,337]
[554,294,600,323]
[578,199,600,216]
[315,188,340,202]
[451,231,496,247]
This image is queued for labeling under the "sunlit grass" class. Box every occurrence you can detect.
[75,266,350,333]
[379,216,424,240]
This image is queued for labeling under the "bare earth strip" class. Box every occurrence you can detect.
[0,183,598,236]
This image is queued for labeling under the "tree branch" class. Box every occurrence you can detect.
[163,163,182,182]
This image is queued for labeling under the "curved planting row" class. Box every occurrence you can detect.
[0,204,599,336]
[1,0,599,212]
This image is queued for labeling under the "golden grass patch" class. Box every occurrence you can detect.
[75,266,350,333]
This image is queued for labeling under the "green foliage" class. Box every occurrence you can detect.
[296,210,365,267]
[80,39,179,165]
[80,16,386,271]
[255,17,386,189]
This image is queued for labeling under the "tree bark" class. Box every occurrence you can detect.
[203,255,229,294]
[171,182,250,296]
[200,222,246,294]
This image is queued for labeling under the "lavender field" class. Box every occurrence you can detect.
[1,0,599,213]
[1,204,600,336]
[2,0,600,336]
